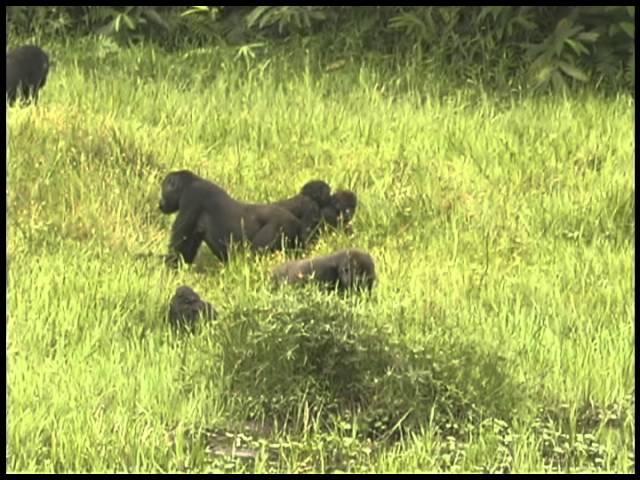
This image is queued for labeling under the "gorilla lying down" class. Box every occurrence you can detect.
[272,248,376,293]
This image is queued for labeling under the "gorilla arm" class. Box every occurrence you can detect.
[166,214,204,266]
[167,195,207,265]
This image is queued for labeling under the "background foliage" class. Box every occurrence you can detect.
[7,6,635,93]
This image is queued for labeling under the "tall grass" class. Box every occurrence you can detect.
[7,37,634,473]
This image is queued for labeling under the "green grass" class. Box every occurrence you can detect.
[7,37,635,473]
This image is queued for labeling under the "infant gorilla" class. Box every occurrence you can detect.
[275,180,359,239]
[272,249,376,293]
[168,285,217,331]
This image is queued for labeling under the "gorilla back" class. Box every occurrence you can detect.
[272,248,376,293]
[6,45,50,105]
[159,170,306,266]
[273,180,333,242]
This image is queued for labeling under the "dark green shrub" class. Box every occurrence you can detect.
[218,295,524,440]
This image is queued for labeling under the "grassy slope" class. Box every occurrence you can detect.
[7,37,635,473]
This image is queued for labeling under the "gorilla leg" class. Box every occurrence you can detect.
[251,222,283,250]
[202,236,231,263]
[168,210,203,265]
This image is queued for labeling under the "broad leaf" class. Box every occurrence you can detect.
[558,61,588,82]
[620,21,634,39]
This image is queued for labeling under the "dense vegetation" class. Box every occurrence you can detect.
[8,6,635,93]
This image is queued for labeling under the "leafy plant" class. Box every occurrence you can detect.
[7,6,635,92]
[8,6,79,39]
[88,6,171,44]
[526,17,596,92]
[525,6,634,91]
[218,297,524,441]
[177,6,224,44]
[245,6,328,36]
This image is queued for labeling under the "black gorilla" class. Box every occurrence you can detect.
[320,190,358,232]
[273,180,332,240]
[298,180,332,206]
[275,180,332,218]
[6,45,49,105]
[159,170,307,266]
[275,180,358,236]
[272,248,376,293]
[168,285,217,330]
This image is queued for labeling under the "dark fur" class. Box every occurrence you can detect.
[168,285,217,330]
[159,170,306,266]
[299,180,332,206]
[320,190,358,231]
[273,180,332,241]
[6,45,49,105]
[272,248,376,293]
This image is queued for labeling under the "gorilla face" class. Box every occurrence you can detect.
[332,190,358,225]
[159,171,191,214]
[337,250,375,292]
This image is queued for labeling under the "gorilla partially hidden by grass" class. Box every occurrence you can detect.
[273,179,359,241]
[168,285,217,331]
[6,45,50,105]
[272,248,376,294]
[320,189,358,233]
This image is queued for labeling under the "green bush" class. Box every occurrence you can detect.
[218,295,524,440]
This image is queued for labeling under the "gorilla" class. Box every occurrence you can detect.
[159,170,307,267]
[272,248,376,293]
[275,180,332,217]
[6,45,50,105]
[273,180,332,240]
[274,180,358,236]
[168,285,217,330]
[320,190,358,232]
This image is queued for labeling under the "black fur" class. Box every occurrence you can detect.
[273,180,332,242]
[159,170,307,266]
[272,248,376,293]
[6,45,49,105]
[168,285,217,330]
[320,190,358,231]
